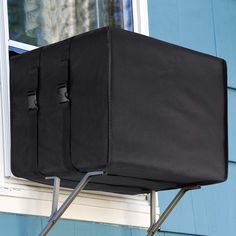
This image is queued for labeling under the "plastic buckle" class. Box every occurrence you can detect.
[28,92,38,110]
[58,85,70,103]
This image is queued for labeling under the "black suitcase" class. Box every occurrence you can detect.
[10,27,228,194]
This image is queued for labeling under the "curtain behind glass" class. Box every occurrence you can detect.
[8,0,133,46]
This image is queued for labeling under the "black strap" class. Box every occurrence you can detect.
[27,49,42,175]
[57,39,74,170]
[28,101,39,174]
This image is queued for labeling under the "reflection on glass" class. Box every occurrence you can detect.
[8,0,133,46]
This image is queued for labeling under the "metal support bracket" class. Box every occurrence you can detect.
[39,171,104,236]
[45,176,61,216]
[147,185,201,236]
[150,190,156,226]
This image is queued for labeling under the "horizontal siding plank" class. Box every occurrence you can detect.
[0,213,41,236]
[0,213,135,236]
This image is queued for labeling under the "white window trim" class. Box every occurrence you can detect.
[9,40,38,51]
[0,0,11,176]
[133,0,149,36]
[0,0,159,228]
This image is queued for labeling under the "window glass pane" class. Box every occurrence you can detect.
[8,0,133,46]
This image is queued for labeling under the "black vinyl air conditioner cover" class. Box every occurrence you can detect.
[10,27,228,194]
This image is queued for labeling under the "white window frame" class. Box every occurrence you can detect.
[0,0,158,228]
[133,0,149,36]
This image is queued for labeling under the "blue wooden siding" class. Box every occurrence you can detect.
[158,163,236,236]
[228,89,236,162]
[0,212,206,236]
[0,213,164,236]
[212,0,236,88]
[148,0,236,236]
[149,0,236,88]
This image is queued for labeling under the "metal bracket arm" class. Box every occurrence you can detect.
[45,176,61,216]
[147,185,201,236]
[39,171,104,236]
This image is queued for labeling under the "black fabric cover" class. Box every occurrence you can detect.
[10,27,228,194]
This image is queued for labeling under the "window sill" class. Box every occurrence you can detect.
[0,175,159,228]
